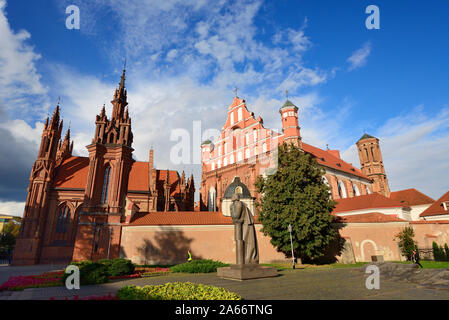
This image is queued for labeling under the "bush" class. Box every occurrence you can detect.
[107,259,135,277]
[117,282,241,300]
[62,261,109,285]
[170,259,229,273]
[432,242,447,261]
[445,244,449,261]
[396,227,417,261]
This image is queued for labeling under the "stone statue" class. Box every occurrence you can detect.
[230,193,259,265]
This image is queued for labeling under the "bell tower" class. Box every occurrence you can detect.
[279,98,301,148]
[356,133,391,197]
[73,67,134,262]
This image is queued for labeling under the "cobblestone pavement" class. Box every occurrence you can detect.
[2,267,449,300]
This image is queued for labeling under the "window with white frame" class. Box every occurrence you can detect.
[245,148,250,159]
[338,180,347,199]
[245,132,250,145]
[230,112,234,125]
[253,129,257,142]
[237,152,242,162]
[262,142,267,153]
[230,154,234,164]
[238,108,243,121]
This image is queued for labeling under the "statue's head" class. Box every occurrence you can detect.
[231,193,240,202]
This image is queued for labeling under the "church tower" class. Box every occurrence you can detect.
[13,105,65,265]
[73,68,134,262]
[356,133,391,197]
[279,99,301,148]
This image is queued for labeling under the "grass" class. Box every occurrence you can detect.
[262,261,369,270]
[393,260,449,269]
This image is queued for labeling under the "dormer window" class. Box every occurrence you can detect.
[443,201,449,211]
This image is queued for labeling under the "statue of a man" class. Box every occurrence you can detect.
[230,193,259,265]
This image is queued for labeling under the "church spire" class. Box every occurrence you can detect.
[111,66,128,121]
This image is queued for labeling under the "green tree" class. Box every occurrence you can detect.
[444,243,449,261]
[395,227,417,261]
[432,241,445,261]
[0,217,22,252]
[255,143,338,262]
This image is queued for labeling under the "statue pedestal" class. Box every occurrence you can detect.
[217,264,278,281]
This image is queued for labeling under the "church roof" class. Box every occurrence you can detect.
[420,190,449,218]
[282,99,296,108]
[127,211,261,226]
[301,143,370,180]
[334,212,406,223]
[357,133,377,142]
[52,156,181,196]
[390,188,434,206]
[333,193,404,214]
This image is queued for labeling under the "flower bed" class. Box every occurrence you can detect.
[50,293,118,300]
[109,267,170,280]
[0,273,64,291]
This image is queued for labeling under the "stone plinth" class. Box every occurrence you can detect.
[217,264,278,281]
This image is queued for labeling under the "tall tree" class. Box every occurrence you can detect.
[395,226,417,261]
[255,143,338,262]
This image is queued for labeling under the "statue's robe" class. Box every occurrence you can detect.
[231,200,259,264]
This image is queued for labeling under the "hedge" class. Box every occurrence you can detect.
[170,259,229,273]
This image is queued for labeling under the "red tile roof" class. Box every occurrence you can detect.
[390,188,434,206]
[302,143,369,180]
[333,193,404,214]
[127,211,260,226]
[334,212,406,223]
[420,190,449,217]
[53,157,181,196]
[52,156,90,189]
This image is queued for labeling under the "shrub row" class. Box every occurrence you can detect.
[117,282,241,300]
[433,242,449,261]
[63,258,135,285]
[170,259,229,273]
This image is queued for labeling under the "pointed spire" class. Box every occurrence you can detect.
[50,105,60,128]
[101,104,106,117]
[119,67,126,92]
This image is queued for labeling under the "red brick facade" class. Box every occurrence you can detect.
[200,97,376,212]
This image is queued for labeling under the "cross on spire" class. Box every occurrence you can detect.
[285,90,289,100]
[234,87,238,97]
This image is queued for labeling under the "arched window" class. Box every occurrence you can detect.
[56,205,71,233]
[101,165,111,204]
[238,108,243,122]
[366,186,371,194]
[338,180,347,199]
[208,187,217,212]
[352,183,361,196]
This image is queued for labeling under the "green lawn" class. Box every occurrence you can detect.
[393,260,449,269]
[262,262,369,270]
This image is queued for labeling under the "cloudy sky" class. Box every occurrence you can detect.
[0,0,448,216]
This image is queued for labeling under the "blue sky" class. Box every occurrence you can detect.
[0,0,448,216]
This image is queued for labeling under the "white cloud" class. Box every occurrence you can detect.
[0,0,48,119]
[0,201,24,217]
[347,42,372,71]
[341,106,449,199]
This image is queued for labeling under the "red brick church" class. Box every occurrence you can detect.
[12,70,195,265]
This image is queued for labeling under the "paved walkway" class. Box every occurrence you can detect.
[2,267,449,300]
